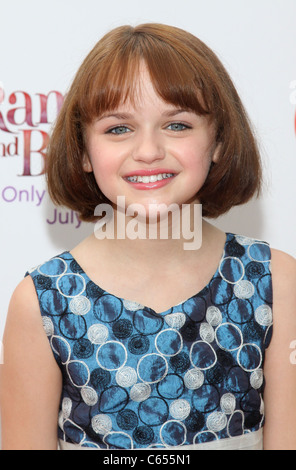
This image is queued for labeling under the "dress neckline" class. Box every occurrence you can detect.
[67,232,230,316]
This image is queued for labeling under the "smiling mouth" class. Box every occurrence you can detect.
[125,173,175,183]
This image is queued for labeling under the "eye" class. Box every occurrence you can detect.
[106,125,131,135]
[166,122,191,131]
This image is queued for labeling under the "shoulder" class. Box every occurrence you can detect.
[9,275,40,311]
[267,248,296,347]
[270,247,296,270]
[263,249,296,449]
[5,276,43,336]
[3,275,61,384]
[270,248,296,303]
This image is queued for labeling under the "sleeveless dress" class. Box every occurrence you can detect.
[26,233,273,450]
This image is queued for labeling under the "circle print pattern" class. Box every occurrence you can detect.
[219,257,244,284]
[57,273,86,298]
[96,341,127,371]
[155,329,183,356]
[137,354,168,384]
[26,233,273,449]
[190,341,217,370]
[215,323,243,351]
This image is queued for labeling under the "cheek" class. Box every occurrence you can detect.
[90,155,122,202]
[183,146,214,193]
[185,148,213,176]
[88,145,113,178]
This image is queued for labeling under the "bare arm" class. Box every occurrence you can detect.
[263,249,296,450]
[0,276,62,450]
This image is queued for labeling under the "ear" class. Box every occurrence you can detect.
[82,153,93,173]
[211,142,222,164]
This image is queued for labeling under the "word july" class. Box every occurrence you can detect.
[47,208,82,229]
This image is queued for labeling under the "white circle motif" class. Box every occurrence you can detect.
[250,369,264,389]
[220,393,236,415]
[235,235,254,246]
[233,280,255,299]
[199,322,215,343]
[123,300,144,311]
[130,383,151,402]
[91,414,112,435]
[69,296,91,315]
[87,324,109,344]
[115,366,138,388]
[184,368,204,390]
[170,399,191,420]
[206,411,227,432]
[42,316,54,336]
[62,397,72,419]
[164,312,186,329]
[81,387,98,406]
[206,306,222,326]
[81,386,98,406]
[255,305,273,326]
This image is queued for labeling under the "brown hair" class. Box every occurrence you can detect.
[46,23,262,221]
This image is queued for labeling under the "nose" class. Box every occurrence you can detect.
[131,129,165,164]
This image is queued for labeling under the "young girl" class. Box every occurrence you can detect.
[1,23,296,451]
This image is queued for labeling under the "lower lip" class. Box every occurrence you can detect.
[124,176,176,190]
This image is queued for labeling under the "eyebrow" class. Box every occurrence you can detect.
[97,108,191,121]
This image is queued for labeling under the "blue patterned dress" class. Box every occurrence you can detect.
[26,233,272,450]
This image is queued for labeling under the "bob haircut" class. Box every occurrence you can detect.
[46,23,262,221]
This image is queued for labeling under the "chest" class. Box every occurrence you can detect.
[88,260,216,314]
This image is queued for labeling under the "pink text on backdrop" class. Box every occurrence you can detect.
[0,89,64,175]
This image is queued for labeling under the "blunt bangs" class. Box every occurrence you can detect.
[76,26,212,124]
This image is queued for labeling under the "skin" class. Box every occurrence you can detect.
[83,66,219,213]
[1,68,296,450]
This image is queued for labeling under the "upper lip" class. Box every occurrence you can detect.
[123,169,177,177]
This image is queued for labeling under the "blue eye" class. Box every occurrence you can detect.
[107,126,131,135]
[167,123,190,131]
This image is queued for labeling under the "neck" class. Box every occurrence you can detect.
[93,202,212,268]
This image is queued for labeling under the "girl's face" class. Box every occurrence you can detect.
[84,66,219,215]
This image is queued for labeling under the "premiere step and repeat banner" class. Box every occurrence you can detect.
[1,0,296,349]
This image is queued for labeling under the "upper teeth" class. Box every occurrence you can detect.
[127,173,174,183]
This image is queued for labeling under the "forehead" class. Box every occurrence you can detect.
[111,64,183,112]
[79,38,214,124]
[90,62,210,125]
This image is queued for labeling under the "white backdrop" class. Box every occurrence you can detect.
[0,0,296,446]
